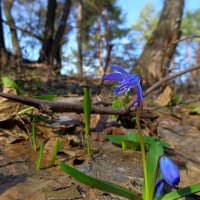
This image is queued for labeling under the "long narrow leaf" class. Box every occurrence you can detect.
[143,142,164,199]
[83,87,91,159]
[50,139,63,165]
[32,122,37,151]
[162,183,200,200]
[36,142,44,170]
[60,162,141,200]
[107,132,170,148]
[83,87,91,133]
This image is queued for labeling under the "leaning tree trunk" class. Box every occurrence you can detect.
[135,0,184,86]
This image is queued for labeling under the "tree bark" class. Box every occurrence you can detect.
[3,0,22,57]
[76,0,83,79]
[0,0,13,70]
[190,42,200,88]
[40,0,57,62]
[0,0,5,50]
[135,0,184,86]
[96,16,104,76]
[50,0,71,72]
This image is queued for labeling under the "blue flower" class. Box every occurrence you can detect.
[159,156,180,187]
[155,178,164,198]
[103,64,144,107]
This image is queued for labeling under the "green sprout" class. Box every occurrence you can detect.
[36,142,44,170]
[83,87,91,160]
[50,139,63,165]
[32,122,37,151]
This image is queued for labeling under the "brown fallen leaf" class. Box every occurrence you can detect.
[155,85,174,106]
[0,87,20,121]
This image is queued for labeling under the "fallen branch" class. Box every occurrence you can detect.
[0,93,156,119]
[125,65,200,110]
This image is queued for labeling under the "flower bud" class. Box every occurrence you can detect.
[159,156,180,186]
[155,178,164,198]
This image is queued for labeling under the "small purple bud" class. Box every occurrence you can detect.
[155,178,164,198]
[159,156,180,187]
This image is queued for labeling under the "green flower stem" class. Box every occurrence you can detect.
[149,159,160,200]
[85,133,91,160]
[136,106,149,200]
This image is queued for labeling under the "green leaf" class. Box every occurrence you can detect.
[83,87,91,134]
[50,139,63,165]
[122,140,140,151]
[60,162,141,200]
[83,87,91,159]
[106,132,170,149]
[162,183,200,200]
[143,142,164,199]
[32,122,37,151]
[1,76,19,93]
[112,97,123,108]
[36,142,44,170]
[193,105,200,114]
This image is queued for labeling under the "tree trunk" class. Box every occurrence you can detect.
[101,10,112,74]
[190,42,200,88]
[40,0,57,62]
[0,0,5,50]
[3,0,22,57]
[96,16,104,76]
[50,0,71,72]
[76,0,83,78]
[0,0,13,70]
[135,0,184,86]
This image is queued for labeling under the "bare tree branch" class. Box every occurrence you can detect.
[166,35,200,48]
[2,19,43,41]
[0,92,156,119]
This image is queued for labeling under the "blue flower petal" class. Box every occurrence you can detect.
[122,74,139,85]
[103,73,124,82]
[155,178,164,198]
[136,81,144,101]
[114,85,129,95]
[112,64,128,74]
[160,156,180,187]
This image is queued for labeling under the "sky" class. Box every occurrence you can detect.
[117,0,200,27]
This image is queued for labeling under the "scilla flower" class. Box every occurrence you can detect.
[159,156,180,187]
[155,178,164,198]
[103,64,143,107]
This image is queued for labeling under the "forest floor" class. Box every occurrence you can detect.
[0,78,200,200]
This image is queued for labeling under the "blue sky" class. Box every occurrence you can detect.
[117,0,200,27]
